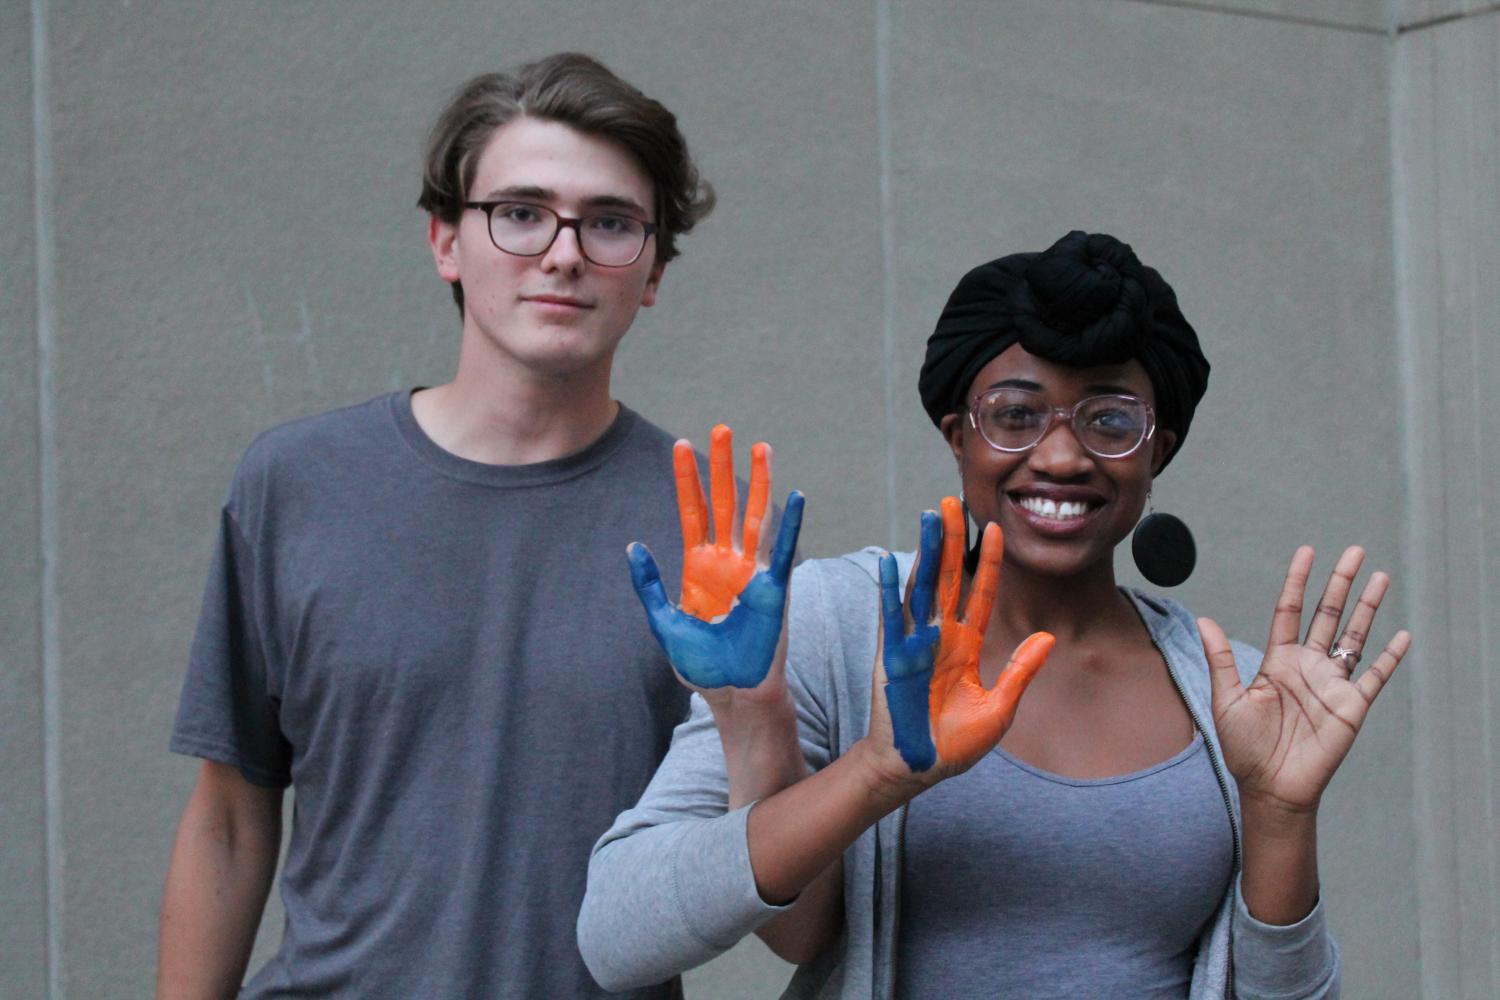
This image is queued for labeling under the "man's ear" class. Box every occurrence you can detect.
[1151,429,1179,476]
[640,260,666,308]
[939,412,966,467]
[429,215,461,284]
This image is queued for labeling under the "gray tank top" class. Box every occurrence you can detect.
[895,734,1233,999]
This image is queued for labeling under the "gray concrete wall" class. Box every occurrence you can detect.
[8,1,1495,997]
[1393,6,1500,998]
[3,3,49,997]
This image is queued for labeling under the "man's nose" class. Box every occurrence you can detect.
[540,221,587,273]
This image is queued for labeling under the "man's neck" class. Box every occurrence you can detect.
[412,344,620,467]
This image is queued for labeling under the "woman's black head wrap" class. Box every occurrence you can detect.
[918,230,1209,471]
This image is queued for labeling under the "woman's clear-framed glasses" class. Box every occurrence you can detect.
[968,388,1156,459]
[463,200,658,267]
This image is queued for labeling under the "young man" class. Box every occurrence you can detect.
[158,53,714,999]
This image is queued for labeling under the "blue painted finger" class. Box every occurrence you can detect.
[886,673,936,772]
[768,491,804,584]
[879,551,905,648]
[908,510,941,627]
[627,543,672,619]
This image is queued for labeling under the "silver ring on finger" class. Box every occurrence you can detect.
[1328,643,1361,670]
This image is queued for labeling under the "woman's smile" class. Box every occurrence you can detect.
[1005,487,1108,537]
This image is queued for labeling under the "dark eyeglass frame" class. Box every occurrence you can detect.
[966,388,1157,460]
[462,200,659,268]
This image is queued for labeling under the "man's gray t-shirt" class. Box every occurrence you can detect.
[172,392,689,999]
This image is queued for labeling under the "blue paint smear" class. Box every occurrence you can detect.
[880,511,942,772]
[628,491,804,689]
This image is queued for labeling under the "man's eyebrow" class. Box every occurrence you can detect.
[480,186,650,217]
[484,184,555,201]
[580,194,650,216]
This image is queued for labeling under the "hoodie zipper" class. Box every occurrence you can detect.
[1143,607,1240,999]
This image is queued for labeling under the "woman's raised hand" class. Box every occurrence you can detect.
[1199,545,1411,816]
[869,497,1054,788]
[627,425,804,702]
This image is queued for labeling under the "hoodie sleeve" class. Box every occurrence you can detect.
[577,561,839,991]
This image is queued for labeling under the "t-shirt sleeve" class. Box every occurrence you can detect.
[169,505,292,788]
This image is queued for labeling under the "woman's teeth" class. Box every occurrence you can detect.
[1018,497,1091,520]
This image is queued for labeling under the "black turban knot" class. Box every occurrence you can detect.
[918,230,1209,471]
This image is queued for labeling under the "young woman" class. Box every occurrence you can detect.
[578,231,1408,999]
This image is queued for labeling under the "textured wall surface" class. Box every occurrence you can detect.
[2,1,48,996]
[1394,10,1500,999]
[9,0,1496,997]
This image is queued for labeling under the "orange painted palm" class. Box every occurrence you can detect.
[874,498,1053,782]
[675,424,772,621]
[629,423,803,694]
[928,499,1052,770]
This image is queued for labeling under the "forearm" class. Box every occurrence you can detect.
[747,739,910,905]
[1232,800,1339,998]
[710,690,847,963]
[1238,797,1319,925]
[742,744,906,966]
[753,858,844,965]
[709,693,808,811]
[156,798,279,998]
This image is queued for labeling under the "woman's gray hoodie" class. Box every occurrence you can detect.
[579,550,1339,999]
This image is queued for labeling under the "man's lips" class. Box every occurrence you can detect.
[522,294,594,309]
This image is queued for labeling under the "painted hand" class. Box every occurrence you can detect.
[875,497,1054,780]
[627,425,804,691]
[679,424,769,620]
[1200,545,1411,814]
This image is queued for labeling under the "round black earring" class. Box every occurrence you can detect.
[1132,493,1196,587]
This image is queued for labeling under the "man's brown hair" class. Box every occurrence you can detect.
[418,52,715,313]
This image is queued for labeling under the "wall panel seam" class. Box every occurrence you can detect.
[875,0,898,548]
[30,0,61,996]
[1116,0,1388,35]
[1390,27,1458,999]
[1461,24,1500,992]
[1397,3,1500,36]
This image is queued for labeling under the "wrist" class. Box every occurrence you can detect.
[707,684,797,734]
[715,694,806,809]
[848,738,926,812]
[1239,792,1319,840]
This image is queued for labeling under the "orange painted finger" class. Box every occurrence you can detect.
[709,424,736,549]
[963,523,1003,629]
[986,631,1054,715]
[743,442,771,560]
[938,496,964,622]
[673,440,707,550]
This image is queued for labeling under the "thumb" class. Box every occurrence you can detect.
[626,543,673,624]
[1196,616,1245,712]
[985,631,1054,716]
[767,490,805,584]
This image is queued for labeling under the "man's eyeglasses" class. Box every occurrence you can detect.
[967,388,1156,460]
[463,201,657,267]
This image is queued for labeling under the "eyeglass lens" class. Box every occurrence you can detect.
[487,202,649,266]
[973,389,1150,458]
